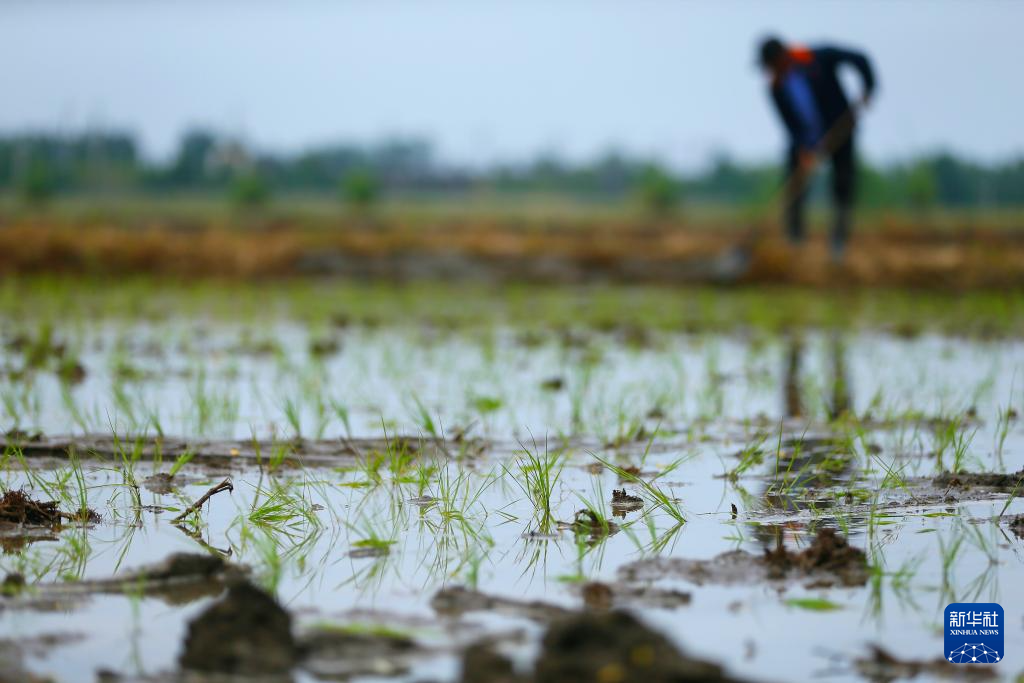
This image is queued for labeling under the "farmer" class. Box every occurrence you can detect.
[758,36,876,261]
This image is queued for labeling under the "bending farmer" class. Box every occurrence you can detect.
[758,36,876,260]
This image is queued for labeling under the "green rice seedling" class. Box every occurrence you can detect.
[66,449,93,520]
[312,393,330,439]
[568,366,594,434]
[410,394,437,438]
[283,396,303,440]
[60,383,94,433]
[556,533,594,584]
[330,398,353,439]
[346,512,398,554]
[785,597,843,611]
[471,394,503,416]
[239,525,284,593]
[384,434,417,483]
[430,462,494,535]
[729,431,769,480]
[994,405,1014,467]
[412,459,437,498]
[932,415,964,472]
[267,439,293,474]
[574,475,613,537]
[622,515,684,556]
[247,475,324,537]
[54,526,92,582]
[937,529,966,604]
[111,380,140,433]
[949,425,977,474]
[168,449,195,477]
[997,475,1024,518]
[595,455,687,524]
[462,546,488,590]
[504,439,564,531]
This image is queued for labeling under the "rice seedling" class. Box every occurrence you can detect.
[728,430,769,480]
[330,398,353,439]
[504,439,564,531]
[594,455,687,524]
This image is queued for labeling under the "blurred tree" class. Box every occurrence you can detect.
[341,168,379,209]
[230,171,270,207]
[636,164,682,215]
[169,130,218,186]
[906,161,938,212]
[17,159,55,206]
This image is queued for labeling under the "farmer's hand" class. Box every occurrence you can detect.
[798,149,817,174]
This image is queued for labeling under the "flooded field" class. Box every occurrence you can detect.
[1,280,1023,682]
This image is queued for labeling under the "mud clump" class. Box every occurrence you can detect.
[300,626,417,679]
[0,489,98,525]
[179,581,298,675]
[459,642,525,683]
[610,488,644,517]
[131,552,228,583]
[561,509,620,538]
[0,490,61,525]
[579,581,691,611]
[433,585,571,622]
[934,469,1024,490]
[141,472,176,495]
[764,528,869,586]
[460,610,747,683]
[855,644,995,682]
[620,528,868,588]
[1006,514,1024,539]
[535,610,747,683]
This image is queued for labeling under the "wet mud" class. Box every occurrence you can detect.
[621,528,868,588]
[610,488,644,517]
[934,468,1024,490]
[0,489,97,525]
[461,610,752,683]
[1,553,243,607]
[432,586,573,622]
[853,645,996,682]
[179,581,298,675]
[0,433,474,468]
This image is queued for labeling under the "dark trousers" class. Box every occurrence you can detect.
[784,132,855,246]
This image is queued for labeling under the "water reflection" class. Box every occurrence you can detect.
[783,332,851,420]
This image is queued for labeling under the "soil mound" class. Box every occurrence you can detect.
[460,610,750,683]
[934,469,1024,489]
[0,489,97,525]
[179,581,297,675]
[764,528,868,585]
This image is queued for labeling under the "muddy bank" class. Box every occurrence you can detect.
[934,468,1024,490]
[621,529,869,588]
[4,219,1024,288]
[0,432,475,467]
[1,553,245,611]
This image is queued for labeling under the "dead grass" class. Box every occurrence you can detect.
[1,212,1024,288]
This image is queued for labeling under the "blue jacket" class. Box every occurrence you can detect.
[771,45,876,150]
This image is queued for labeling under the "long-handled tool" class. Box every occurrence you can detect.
[709,104,863,282]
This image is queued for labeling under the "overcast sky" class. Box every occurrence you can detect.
[2,0,1021,169]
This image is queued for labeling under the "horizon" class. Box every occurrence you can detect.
[2,1,1022,170]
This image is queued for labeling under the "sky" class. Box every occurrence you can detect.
[1,0,1022,170]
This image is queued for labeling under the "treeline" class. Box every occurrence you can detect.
[1,129,1023,210]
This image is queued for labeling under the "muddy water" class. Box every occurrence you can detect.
[1,321,1023,682]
